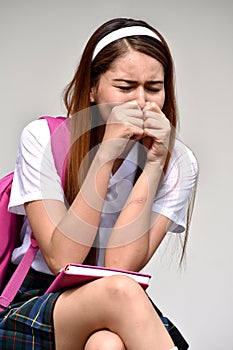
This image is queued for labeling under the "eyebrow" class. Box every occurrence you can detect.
[112,79,164,84]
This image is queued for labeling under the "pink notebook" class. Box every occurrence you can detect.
[46,263,151,293]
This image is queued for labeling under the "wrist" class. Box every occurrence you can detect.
[144,159,164,174]
[96,145,115,168]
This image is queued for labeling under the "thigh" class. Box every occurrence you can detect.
[53,275,134,349]
[84,330,126,350]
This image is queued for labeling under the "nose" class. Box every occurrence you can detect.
[135,86,147,109]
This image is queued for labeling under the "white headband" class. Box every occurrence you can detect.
[92,26,162,60]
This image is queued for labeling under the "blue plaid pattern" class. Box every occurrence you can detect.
[0,267,189,349]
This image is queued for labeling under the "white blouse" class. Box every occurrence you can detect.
[9,118,198,273]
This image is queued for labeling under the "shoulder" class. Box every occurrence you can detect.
[19,118,54,156]
[20,118,50,146]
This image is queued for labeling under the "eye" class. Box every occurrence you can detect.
[146,87,161,93]
[145,83,164,93]
[114,86,134,91]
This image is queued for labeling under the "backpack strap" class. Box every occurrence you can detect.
[40,116,70,187]
[0,235,38,309]
[0,116,69,311]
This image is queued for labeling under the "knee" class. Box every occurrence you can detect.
[104,274,145,301]
[84,330,125,350]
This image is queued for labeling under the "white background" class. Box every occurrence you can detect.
[1,0,233,348]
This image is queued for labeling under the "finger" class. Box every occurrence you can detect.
[108,112,144,129]
[111,100,142,113]
[143,127,170,149]
[110,104,143,123]
[143,127,165,140]
[143,105,166,120]
[125,125,144,140]
[115,101,144,119]
[143,115,169,132]
[129,119,144,131]
[143,101,162,114]
[124,108,144,119]
[122,100,142,110]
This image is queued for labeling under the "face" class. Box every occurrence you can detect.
[90,50,165,121]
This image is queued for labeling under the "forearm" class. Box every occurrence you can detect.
[104,161,164,271]
[48,148,115,272]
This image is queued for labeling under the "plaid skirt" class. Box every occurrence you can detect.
[0,267,189,349]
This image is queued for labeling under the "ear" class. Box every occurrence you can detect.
[90,87,96,103]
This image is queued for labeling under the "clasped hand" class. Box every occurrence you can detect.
[101,101,171,166]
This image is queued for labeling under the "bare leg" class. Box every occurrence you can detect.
[84,329,126,350]
[53,275,174,350]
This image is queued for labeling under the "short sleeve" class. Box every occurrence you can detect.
[152,139,198,233]
[8,118,65,215]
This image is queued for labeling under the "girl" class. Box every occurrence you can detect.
[0,17,198,349]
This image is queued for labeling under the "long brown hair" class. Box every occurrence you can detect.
[63,17,195,262]
[64,18,177,200]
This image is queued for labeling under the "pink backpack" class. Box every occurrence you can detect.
[0,116,70,311]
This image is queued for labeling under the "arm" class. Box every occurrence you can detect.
[105,102,172,271]
[25,102,145,274]
[104,162,166,271]
[104,163,173,271]
[25,148,114,274]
